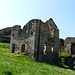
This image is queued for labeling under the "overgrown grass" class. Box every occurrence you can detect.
[59,52,70,57]
[0,43,10,49]
[59,52,71,68]
[0,43,75,75]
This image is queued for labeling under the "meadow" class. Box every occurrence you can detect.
[0,43,75,75]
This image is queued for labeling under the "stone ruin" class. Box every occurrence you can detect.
[64,37,75,57]
[59,37,75,56]
[0,27,12,43]
[10,18,59,64]
[59,37,75,69]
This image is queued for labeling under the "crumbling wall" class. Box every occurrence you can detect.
[10,18,59,64]
[0,27,12,43]
[0,36,10,43]
[46,18,59,64]
[34,18,59,64]
[10,20,36,59]
[65,37,75,54]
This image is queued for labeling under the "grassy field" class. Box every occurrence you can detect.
[0,43,75,75]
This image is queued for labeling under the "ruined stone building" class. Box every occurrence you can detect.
[63,37,75,69]
[65,37,75,57]
[0,27,12,43]
[10,18,59,64]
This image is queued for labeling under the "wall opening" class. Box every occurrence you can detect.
[51,44,54,55]
[43,42,47,55]
[12,44,15,53]
[21,44,25,52]
[12,34,14,36]
[71,43,75,54]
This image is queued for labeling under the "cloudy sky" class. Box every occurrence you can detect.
[0,0,75,39]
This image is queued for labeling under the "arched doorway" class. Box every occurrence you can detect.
[71,43,75,54]
[12,44,15,53]
[21,44,25,52]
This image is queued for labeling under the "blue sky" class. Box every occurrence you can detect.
[0,0,75,39]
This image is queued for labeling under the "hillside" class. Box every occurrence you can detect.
[0,43,75,75]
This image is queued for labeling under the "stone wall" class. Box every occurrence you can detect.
[0,27,12,43]
[10,18,59,64]
[65,37,75,55]
[0,27,12,37]
[10,20,36,59]
[0,36,10,43]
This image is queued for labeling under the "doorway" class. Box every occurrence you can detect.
[12,44,15,53]
[21,44,25,52]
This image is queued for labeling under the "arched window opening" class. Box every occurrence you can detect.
[43,42,47,55]
[51,45,54,55]
[12,44,15,53]
[21,44,25,52]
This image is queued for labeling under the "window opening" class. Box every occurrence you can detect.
[51,45,54,55]
[43,42,47,55]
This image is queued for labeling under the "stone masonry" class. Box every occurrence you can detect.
[10,18,59,64]
[65,37,75,55]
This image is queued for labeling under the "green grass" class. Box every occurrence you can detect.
[0,43,75,75]
[59,52,70,57]
[59,52,71,68]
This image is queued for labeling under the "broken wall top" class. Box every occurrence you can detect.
[65,37,75,45]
